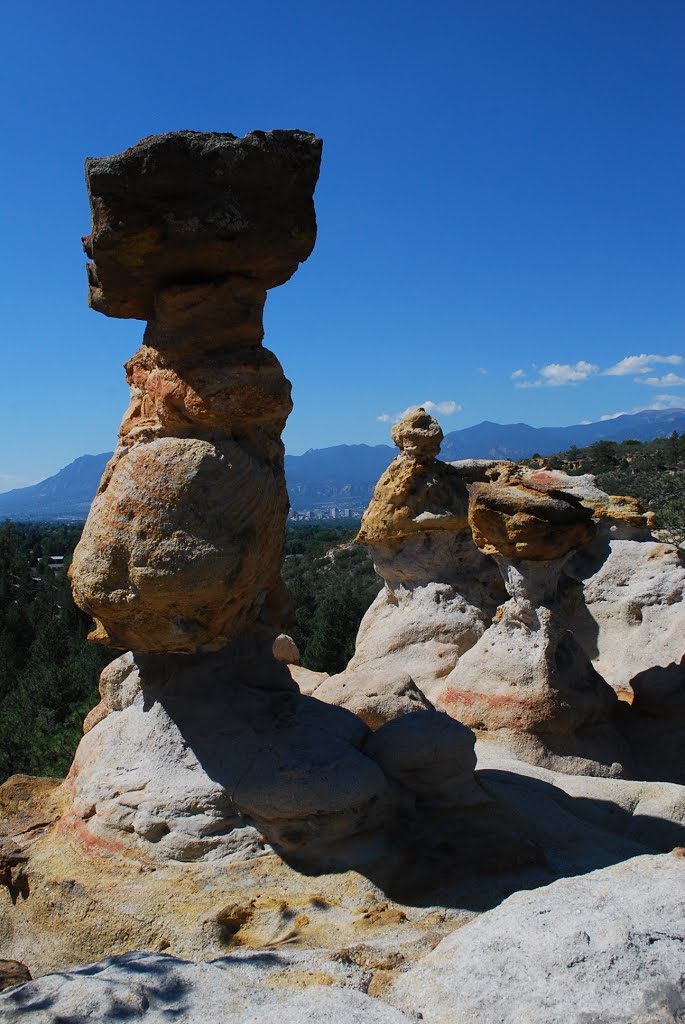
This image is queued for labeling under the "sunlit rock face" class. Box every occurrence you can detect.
[70,130,321,654]
[433,478,632,777]
[333,409,504,706]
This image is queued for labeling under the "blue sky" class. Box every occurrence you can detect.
[1,0,683,491]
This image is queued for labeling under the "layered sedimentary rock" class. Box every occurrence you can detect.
[317,410,503,719]
[521,467,685,696]
[518,468,685,781]
[62,133,486,867]
[63,131,413,865]
[433,478,631,776]
[69,130,321,655]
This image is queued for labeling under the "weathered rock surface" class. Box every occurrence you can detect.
[569,534,685,697]
[70,129,322,654]
[364,711,487,810]
[468,477,596,561]
[388,852,685,1024]
[68,648,398,867]
[436,478,630,776]
[272,633,300,664]
[337,410,503,705]
[3,739,685,980]
[0,950,413,1023]
[64,131,453,868]
[82,130,321,319]
[289,663,329,694]
[313,668,433,730]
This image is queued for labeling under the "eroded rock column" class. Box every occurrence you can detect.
[435,478,632,776]
[70,130,321,655]
[65,131,404,867]
[314,409,504,718]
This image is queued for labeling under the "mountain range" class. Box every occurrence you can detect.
[1,408,684,522]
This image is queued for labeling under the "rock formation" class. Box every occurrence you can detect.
[387,851,685,1024]
[313,409,504,722]
[328,421,684,779]
[69,130,322,655]
[4,134,685,1022]
[522,467,685,697]
[59,133,485,868]
[3,852,684,1022]
[433,477,631,775]
[60,132,406,865]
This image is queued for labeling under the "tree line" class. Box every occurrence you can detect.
[0,522,112,782]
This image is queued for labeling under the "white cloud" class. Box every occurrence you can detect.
[378,400,463,425]
[594,395,685,420]
[478,367,489,375]
[642,373,685,387]
[516,361,598,388]
[418,400,462,417]
[604,353,682,376]
[654,394,684,406]
[511,369,526,380]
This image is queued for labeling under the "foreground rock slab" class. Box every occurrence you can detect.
[388,851,685,1024]
[2,742,684,980]
[0,950,413,1023]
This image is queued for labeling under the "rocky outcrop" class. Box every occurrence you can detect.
[388,852,685,1024]
[434,477,630,776]
[3,849,685,1023]
[325,410,503,708]
[61,132,416,867]
[522,467,685,700]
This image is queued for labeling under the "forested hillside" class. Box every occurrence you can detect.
[283,524,381,673]
[0,522,113,781]
[524,430,685,546]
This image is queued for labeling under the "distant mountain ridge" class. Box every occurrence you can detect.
[1,408,684,521]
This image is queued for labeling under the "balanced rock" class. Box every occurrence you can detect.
[70,130,321,654]
[64,130,425,866]
[435,478,631,776]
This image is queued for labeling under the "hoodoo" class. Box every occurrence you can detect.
[69,130,322,654]
[64,131,407,865]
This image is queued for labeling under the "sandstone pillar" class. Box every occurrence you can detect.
[64,131,407,866]
[435,478,633,776]
[70,130,321,655]
[314,409,504,718]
